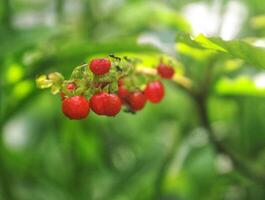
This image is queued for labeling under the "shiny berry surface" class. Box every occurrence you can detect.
[62,96,90,119]
[90,93,107,115]
[89,58,111,75]
[157,64,175,79]
[129,92,146,111]
[104,94,122,116]
[144,81,164,103]
[90,93,121,116]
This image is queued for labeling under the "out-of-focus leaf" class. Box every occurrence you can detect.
[5,63,24,84]
[12,80,33,99]
[215,76,265,97]
[176,43,214,60]
[251,15,265,29]
[115,2,191,33]
[176,33,265,69]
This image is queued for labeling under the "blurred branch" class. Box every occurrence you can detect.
[0,135,15,200]
[189,56,265,186]
[194,93,265,186]
[2,0,12,30]
[55,0,64,23]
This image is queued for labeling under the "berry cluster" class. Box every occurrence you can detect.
[36,55,175,120]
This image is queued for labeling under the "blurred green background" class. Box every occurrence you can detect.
[1,0,265,199]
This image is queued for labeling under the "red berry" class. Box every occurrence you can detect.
[104,94,122,116]
[89,58,111,75]
[118,85,130,102]
[61,92,66,100]
[90,93,106,115]
[145,81,164,103]
[118,79,124,86]
[157,64,175,79]
[61,83,76,100]
[62,96,90,119]
[129,92,146,111]
[90,92,121,116]
[67,83,76,91]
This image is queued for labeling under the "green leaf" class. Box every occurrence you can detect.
[176,33,265,69]
[115,2,191,33]
[251,15,265,29]
[215,76,265,97]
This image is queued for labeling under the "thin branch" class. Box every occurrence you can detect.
[194,94,265,186]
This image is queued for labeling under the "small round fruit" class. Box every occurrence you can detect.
[61,83,76,100]
[67,83,76,91]
[90,93,121,116]
[145,81,164,103]
[104,94,122,116]
[118,85,130,101]
[90,92,107,115]
[129,92,146,111]
[157,64,174,79]
[62,96,90,119]
[89,58,111,75]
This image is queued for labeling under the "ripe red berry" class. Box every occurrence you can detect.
[157,64,175,79]
[62,96,90,119]
[90,92,121,116]
[67,83,76,91]
[129,92,146,111]
[89,58,111,75]
[104,94,122,116]
[145,81,164,103]
[61,83,76,100]
[118,84,130,102]
[90,92,106,115]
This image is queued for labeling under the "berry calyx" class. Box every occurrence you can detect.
[145,81,164,103]
[89,58,111,75]
[62,96,90,119]
[128,92,146,111]
[157,64,175,79]
[90,92,121,116]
